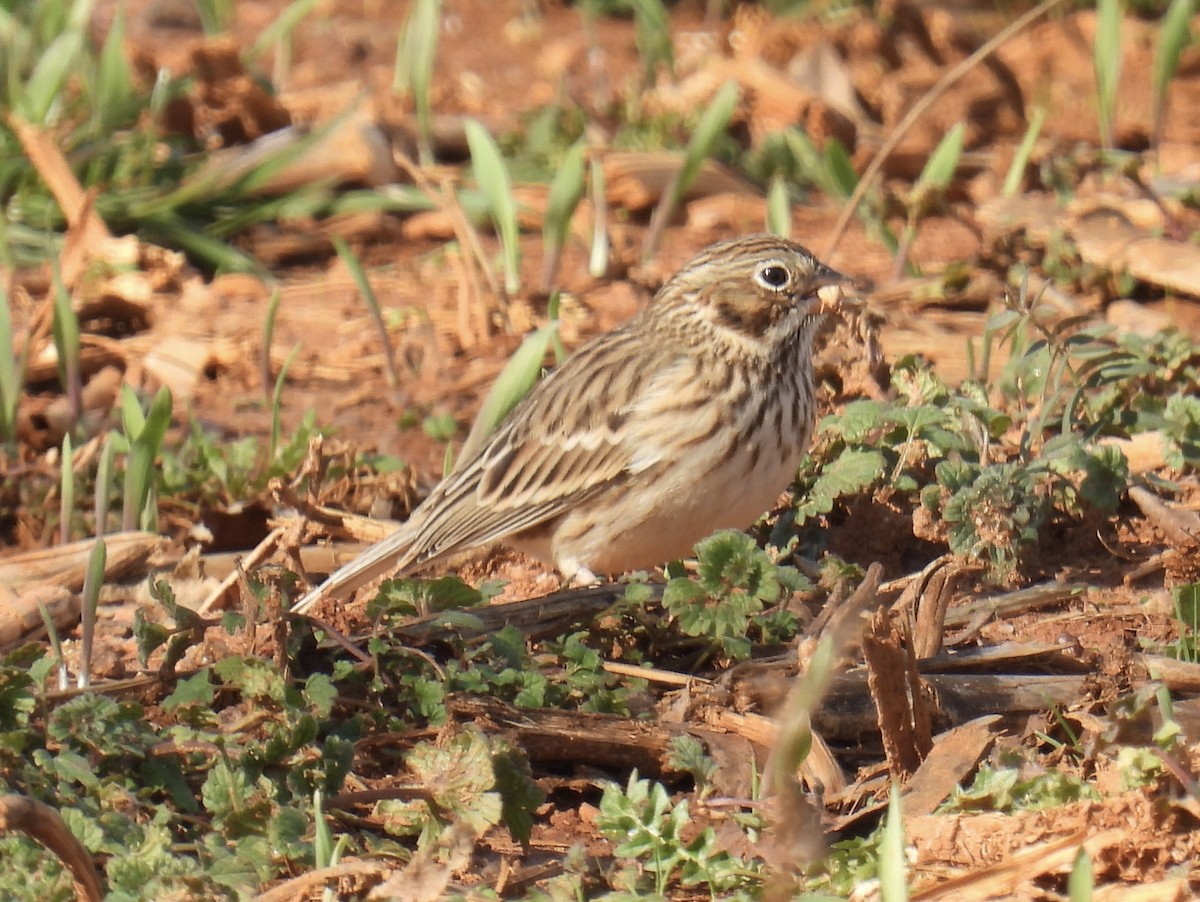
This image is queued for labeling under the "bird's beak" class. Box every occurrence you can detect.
[807,263,854,316]
[810,262,852,291]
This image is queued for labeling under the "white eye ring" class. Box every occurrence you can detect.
[754,260,791,291]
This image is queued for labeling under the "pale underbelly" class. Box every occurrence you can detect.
[513,435,807,575]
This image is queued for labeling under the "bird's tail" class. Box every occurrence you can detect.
[291,520,420,614]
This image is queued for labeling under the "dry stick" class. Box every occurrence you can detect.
[0,794,104,901]
[822,0,1069,259]
[196,527,283,615]
[253,860,390,902]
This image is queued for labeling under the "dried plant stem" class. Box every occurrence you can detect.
[823,0,1068,257]
[393,150,500,346]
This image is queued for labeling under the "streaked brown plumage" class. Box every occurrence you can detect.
[293,235,847,614]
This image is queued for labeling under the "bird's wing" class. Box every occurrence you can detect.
[292,330,670,613]
[401,330,663,559]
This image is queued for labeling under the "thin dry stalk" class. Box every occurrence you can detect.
[823,0,1069,257]
[393,150,500,347]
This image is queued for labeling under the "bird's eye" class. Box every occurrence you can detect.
[754,262,790,291]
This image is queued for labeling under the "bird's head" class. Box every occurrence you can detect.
[653,235,850,348]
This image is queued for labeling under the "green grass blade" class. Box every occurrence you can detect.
[139,215,265,275]
[0,282,22,447]
[458,306,559,464]
[194,0,234,34]
[121,386,172,532]
[50,263,81,431]
[629,0,673,85]
[78,537,106,689]
[38,601,69,690]
[1094,0,1124,149]
[333,236,401,388]
[314,790,332,867]
[1068,846,1093,902]
[588,155,609,278]
[643,79,739,260]
[270,345,299,464]
[95,5,133,128]
[60,433,74,545]
[17,25,85,123]
[261,286,282,397]
[394,0,441,164]
[879,784,909,902]
[465,119,522,295]
[1003,107,1046,197]
[94,433,114,538]
[766,175,791,238]
[247,0,320,60]
[1152,0,1194,147]
[541,139,587,291]
[915,122,965,192]
[120,382,146,439]
[823,138,859,200]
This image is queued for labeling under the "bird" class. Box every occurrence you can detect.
[292,234,848,614]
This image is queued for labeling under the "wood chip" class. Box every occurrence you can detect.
[0,532,160,595]
[903,715,1001,816]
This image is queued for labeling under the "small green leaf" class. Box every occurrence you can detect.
[795,449,888,524]
[492,745,544,844]
[163,670,215,710]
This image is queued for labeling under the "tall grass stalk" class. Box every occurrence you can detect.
[261,287,282,397]
[879,784,909,902]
